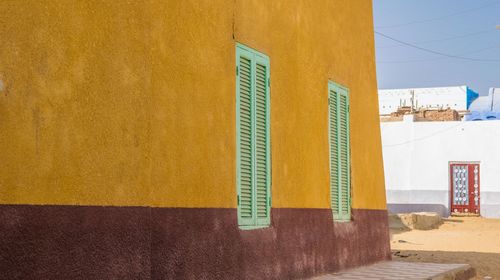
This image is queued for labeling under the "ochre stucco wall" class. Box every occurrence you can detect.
[157,0,387,210]
[151,0,237,208]
[0,0,386,210]
[0,1,152,206]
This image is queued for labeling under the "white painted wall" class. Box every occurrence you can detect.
[381,120,500,218]
[466,88,500,121]
[379,86,469,115]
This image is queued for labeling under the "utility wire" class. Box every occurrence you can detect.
[377,28,496,49]
[375,31,500,62]
[377,44,500,63]
[376,1,500,29]
[383,122,466,147]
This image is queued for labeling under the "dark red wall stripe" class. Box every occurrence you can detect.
[0,205,390,280]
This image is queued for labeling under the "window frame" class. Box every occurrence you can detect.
[328,81,351,222]
[235,43,271,230]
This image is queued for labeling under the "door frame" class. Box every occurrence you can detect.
[449,161,480,215]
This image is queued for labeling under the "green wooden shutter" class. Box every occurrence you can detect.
[254,56,271,226]
[338,88,350,220]
[236,43,271,228]
[328,88,340,216]
[328,82,351,222]
[236,49,255,226]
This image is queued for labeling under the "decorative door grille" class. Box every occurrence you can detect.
[450,163,480,215]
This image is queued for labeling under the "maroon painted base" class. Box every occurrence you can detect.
[0,205,390,280]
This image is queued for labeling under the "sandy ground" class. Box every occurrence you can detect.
[391,217,500,279]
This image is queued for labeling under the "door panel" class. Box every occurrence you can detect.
[450,163,480,215]
[470,164,480,214]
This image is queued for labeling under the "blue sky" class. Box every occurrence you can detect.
[373,0,500,95]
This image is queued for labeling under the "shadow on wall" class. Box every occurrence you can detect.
[388,204,449,218]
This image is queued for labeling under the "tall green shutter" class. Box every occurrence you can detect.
[329,88,340,215]
[236,43,271,229]
[328,82,351,222]
[254,56,271,226]
[237,54,254,226]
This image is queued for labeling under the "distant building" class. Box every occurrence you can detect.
[379,86,500,219]
[378,86,479,116]
[381,120,500,218]
[381,107,461,122]
[466,88,500,121]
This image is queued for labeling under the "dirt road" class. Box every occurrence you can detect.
[392,217,500,253]
[391,217,500,279]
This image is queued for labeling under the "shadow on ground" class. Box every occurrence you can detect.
[442,218,464,223]
[392,250,500,280]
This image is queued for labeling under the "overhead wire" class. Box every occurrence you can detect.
[376,28,496,49]
[382,121,467,147]
[377,44,500,63]
[375,1,500,29]
[375,31,500,62]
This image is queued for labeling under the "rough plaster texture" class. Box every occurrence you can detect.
[0,205,151,280]
[0,1,152,206]
[382,121,500,218]
[153,208,391,279]
[0,0,386,210]
[0,205,390,280]
[233,0,386,210]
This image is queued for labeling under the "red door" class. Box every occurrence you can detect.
[450,163,480,215]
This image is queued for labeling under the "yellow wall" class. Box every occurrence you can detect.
[0,1,152,206]
[150,0,236,208]
[0,0,386,210]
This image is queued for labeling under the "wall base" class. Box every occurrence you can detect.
[387,203,450,218]
[0,205,390,280]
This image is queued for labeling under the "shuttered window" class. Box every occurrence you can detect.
[236,43,271,229]
[328,81,351,222]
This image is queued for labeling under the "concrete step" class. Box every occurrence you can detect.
[307,261,475,280]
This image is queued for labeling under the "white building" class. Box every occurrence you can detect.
[381,120,500,218]
[466,87,500,121]
[378,86,479,115]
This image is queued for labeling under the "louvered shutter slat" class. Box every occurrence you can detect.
[329,82,350,222]
[237,44,271,228]
[255,62,270,225]
[329,90,340,215]
[237,55,254,225]
[339,92,350,218]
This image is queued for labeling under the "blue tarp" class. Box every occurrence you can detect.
[465,88,500,121]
